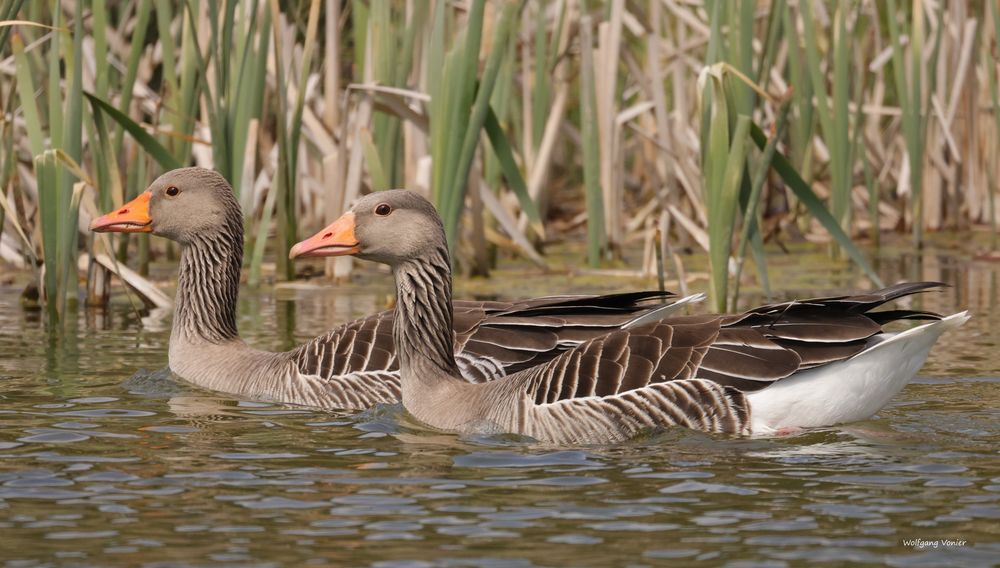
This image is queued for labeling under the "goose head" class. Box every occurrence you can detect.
[90,167,241,244]
[289,190,445,266]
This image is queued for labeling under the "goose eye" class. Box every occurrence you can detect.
[166,186,180,197]
[374,203,392,216]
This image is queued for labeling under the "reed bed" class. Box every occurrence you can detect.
[0,0,997,321]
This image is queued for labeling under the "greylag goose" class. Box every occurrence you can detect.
[292,189,969,443]
[89,168,685,410]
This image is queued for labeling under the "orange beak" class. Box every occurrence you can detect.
[289,212,360,259]
[90,191,153,233]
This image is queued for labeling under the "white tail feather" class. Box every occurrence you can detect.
[747,312,969,435]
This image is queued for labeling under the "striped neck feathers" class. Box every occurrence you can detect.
[173,220,243,344]
[391,244,461,378]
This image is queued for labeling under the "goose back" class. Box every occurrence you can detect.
[453,284,948,443]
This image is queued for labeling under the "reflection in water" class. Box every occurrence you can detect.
[0,244,999,566]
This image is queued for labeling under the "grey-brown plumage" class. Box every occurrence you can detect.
[109,168,679,411]
[334,190,957,444]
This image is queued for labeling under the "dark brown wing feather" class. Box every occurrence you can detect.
[769,338,868,368]
[528,315,720,403]
[523,282,946,404]
[730,311,882,342]
[453,291,677,381]
[742,281,944,316]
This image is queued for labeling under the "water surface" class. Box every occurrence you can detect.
[1,242,998,566]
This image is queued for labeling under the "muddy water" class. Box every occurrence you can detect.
[0,240,998,567]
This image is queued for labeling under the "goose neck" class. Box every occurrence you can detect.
[173,230,242,345]
[391,248,462,382]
